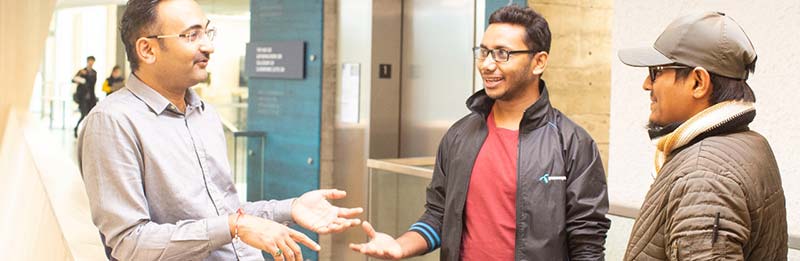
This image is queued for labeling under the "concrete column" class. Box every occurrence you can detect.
[529,0,613,171]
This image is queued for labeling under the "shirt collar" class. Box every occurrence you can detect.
[185,86,206,112]
[466,79,553,133]
[126,73,205,115]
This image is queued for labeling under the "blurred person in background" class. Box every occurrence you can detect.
[72,55,97,138]
[102,65,124,95]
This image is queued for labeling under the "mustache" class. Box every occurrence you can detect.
[646,121,662,131]
[194,52,210,62]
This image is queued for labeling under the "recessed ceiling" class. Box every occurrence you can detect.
[56,0,250,16]
[56,0,127,9]
[196,0,249,16]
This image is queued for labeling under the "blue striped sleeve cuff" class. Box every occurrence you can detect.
[409,222,441,252]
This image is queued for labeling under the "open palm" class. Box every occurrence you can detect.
[349,221,403,260]
[291,189,363,234]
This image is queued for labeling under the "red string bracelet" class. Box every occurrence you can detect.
[234,208,245,241]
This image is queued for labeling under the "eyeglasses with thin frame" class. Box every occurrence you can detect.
[473,46,538,63]
[648,65,691,83]
[145,26,217,43]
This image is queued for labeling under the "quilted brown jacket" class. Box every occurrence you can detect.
[624,112,787,260]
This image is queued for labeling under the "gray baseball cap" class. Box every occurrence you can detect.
[618,11,757,80]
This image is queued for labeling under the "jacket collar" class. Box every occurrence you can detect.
[126,73,205,115]
[651,101,756,173]
[466,79,553,133]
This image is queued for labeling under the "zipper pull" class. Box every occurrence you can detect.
[712,212,720,244]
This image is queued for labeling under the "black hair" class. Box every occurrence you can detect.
[119,0,161,71]
[87,56,96,61]
[675,66,756,104]
[488,5,551,53]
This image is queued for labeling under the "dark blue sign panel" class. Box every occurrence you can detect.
[246,41,305,79]
[248,0,322,260]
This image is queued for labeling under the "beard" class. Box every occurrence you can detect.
[646,121,663,132]
[490,81,526,101]
[488,64,535,101]
[646,120,682,139]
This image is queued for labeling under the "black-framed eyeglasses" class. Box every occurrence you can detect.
[473,47,537,63]
[648,65,691,83]
[145,27,217,43]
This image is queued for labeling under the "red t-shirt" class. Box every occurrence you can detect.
[460,111,518,260]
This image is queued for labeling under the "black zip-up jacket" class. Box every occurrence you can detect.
[409,80,611,261]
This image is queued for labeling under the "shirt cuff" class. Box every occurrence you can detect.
[272,198,295,224]
[207,215,232,251]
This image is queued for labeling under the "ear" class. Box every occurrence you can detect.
[532,51,548,75]
[690,67,712,100]
[136,38,158,65]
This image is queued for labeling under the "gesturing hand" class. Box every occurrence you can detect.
[291,189,363,234]
[349,221,404,260]
[237,214,320,261]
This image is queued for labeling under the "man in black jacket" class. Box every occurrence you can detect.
[73,55,98,137]
[351,5,610,260]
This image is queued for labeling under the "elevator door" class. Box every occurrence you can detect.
[400,0,476,157]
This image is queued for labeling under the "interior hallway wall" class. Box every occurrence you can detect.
[0,111,72,260]
[0,0,57,137]
[609,0,800,248]
[330,0,372,260]
[529,0,613,172]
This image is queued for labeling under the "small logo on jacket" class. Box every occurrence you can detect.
[539,173,566,184]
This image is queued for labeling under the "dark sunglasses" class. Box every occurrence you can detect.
[648,65,692,82]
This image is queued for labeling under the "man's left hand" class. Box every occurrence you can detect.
[291,189,363,234]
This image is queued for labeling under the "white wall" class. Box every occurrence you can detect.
[203,14,250,105]
[332,0,372,260]
[53,6,112,99]
[337,0,372,125]
[610,0,800,240]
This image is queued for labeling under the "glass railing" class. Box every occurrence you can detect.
[216,101,263,203]
[366,157,438,261]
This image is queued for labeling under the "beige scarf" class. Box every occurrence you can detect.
[653,101,755,173]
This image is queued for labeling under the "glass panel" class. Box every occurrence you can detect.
[368,168,439,261]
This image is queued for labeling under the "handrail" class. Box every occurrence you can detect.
[231,130,266,199]
[220,116,240,133]
[214,102,248,108]
[234,131,267,138]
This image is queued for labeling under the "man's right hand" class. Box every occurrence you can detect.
[232,214,320,261]
[348,221,404,260]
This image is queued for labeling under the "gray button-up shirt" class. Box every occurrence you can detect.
[79,74,292,260]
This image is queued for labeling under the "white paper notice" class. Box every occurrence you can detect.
[339,63,360,123]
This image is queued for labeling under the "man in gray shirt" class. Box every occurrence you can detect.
[78,0,362,260]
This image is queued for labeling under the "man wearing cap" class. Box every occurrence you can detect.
[618,11,787,260]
